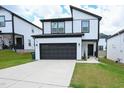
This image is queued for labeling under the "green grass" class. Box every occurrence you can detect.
[0,50,32,69]
[70,58,124,88]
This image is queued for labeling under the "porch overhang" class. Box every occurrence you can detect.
[32,33,84,38]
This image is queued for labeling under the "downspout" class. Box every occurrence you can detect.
[12,13,16,52]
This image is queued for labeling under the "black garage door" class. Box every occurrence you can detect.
[40,43,76,59]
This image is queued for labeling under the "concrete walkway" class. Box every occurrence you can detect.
[77,57,100,63]
[0,60,76,88]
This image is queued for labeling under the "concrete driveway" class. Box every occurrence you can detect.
[0,60,76,88]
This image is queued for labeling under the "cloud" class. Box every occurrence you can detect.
[3,5,124,35]
[80,5,124,35]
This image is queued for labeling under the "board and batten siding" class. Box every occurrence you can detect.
[72,8,98,39]
[13,16,42,50]
[0,8,12,33]
[107,33,124,63]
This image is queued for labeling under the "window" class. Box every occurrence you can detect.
[51,22,64,34]
[51,22,58,34]
[58,22,64,33]
[99,46,103,51]
[28,39,31,46]
[0,16,5,27]
[81,20,89,33]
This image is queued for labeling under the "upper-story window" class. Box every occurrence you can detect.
[0,16,5,27]
[81,20,89,33]
[51,22,64,34]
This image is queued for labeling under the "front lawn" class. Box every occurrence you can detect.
[70,58,124,88]
[0,50,32,69]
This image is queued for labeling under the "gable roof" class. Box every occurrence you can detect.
[40,5,102,22]
[99,33,110,39]
[0,6,42,30]
[108,29,124,39]
[70,5,102,21]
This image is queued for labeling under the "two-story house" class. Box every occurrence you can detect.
[0,6,42,52]
[32,5,102,60]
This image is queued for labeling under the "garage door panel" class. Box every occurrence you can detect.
[40,43,76,59]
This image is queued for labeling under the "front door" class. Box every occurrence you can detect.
[16,38,23,49]
[88,44,94,56]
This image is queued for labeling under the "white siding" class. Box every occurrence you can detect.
[0,8,12,33]
[82,20,98,39]
[72,9,97,20]
[35,37,82,60]
[65,21,72,33]
[73,20,81,33]
[14,16,42,50]
[73,19,98,39]
[98,38,106,50]
[0,8,12,20]
[44,22,51,34]
[107,33,124,63]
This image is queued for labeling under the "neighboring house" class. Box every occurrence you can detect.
[107,29,124,63]
[98,33,110,57]
[0,6,42,52]
[32,5,102,60]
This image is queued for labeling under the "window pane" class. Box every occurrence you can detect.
[99,46,103,50]
[0,16,5,27]
[58,22,64,33]
[82,21,88,27]
[81,20,89,33]
[52,22,57,28]
[58,22,64,28]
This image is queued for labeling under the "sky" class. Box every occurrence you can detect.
[3,5,124,35]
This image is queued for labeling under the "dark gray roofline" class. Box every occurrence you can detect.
[0,6,42,30]
[70,5,102,21]
[108,29,124,39]
[32,33,84,38]
[40,5,102,22]
[40,17,73,22]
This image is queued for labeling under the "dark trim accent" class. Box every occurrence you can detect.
[32,33,84,38]
[81,20,90,33]
[70,5,102,21]
[82,39,98,42]
[64,21,65,34]
[72,10,74,33]
[40,17,73,22]
[72,19,73,33]
[0,6,42,30]
[96,40,98,57]
[5,20,12,22]
[0,32,24,36]
[12,14,16,51]
[0,15,5,27]
[108,29,124,39]
[42,22,44,34]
